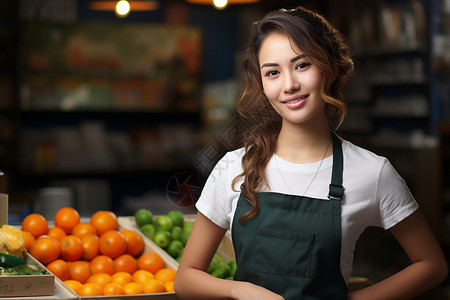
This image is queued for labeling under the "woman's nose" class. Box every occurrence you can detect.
[283,72,300,93]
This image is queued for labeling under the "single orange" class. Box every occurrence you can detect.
[154,268,176,283]
[120,229,144,257]
[22,230,35,252]
[72,222,97,238]
[30,235,60,264]
[22,213,48,238]
[80,234,99,261]
[90,255,116,275]
[114,253,138,274]
[90,211,118,236]
[78,283,103,296]
[122,282,144,295]
[103,282,124,296]
[99,230,126,259]
[87,273,112,288]
[48,226,67,242]
[46,259,70,281]
[63,280,83,293]
[68,260,91,284]
[137,252,166,274]
[111,271,133,286]
[60,235,83,261]
[132,269,154,285]
[54,207,80,234]
[164,280,174,293]
[142,279,166,294]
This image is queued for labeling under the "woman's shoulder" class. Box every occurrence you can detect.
[211,147,245,174]
[341,139,389,172]
[342,139,386,160]
[216,147,246,165]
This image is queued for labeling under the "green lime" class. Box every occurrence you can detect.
[225,276,234,280]
[167,210,184,227]
[178,247,184,258]
[211,263,230,279]
[140,224,156,240]
[154,216,173,232]
[167,240,184,258]
[135,209,153,227]
[154,230,172,249]
[207,259,218,274]
[180,231,190,246]
[212,253,224,265]
[227,259,237,277]
[171,226,183,241]
[182,221,194,234]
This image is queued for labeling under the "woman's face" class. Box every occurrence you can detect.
[258,32,326,126]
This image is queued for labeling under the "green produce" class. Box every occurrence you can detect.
[167,210,184,227]
[227,259,237,277]
[154,230,172,249]
[167,240,183,258]
[0,252,26,268]
[206,254,236,280]
[183,221,194,235]
[154,216,173,231]
[171,226,183,241]
[140,223,156,240]
[211,262,230,279]
[180,231,190,246]
[0,264,46,276]
[135,208,153,227]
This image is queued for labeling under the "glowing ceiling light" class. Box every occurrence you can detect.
[213,0,228,9]
[89,1,159,17]
[115,0,130,17]
[186,0,259,10]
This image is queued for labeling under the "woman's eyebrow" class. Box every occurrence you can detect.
[260,54,307,69]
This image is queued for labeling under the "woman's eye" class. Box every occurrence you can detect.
[265,70,279,77]
[296,62,311,70]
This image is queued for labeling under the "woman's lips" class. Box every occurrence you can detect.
[284,95,308,109]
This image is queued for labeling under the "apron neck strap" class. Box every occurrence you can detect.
[328,132,344,201]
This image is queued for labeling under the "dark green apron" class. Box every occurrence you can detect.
[231,134,347,299]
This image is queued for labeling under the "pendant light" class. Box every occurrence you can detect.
[186,0,259,10]
[89,0,159,17]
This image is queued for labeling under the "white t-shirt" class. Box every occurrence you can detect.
[196,140,419,284]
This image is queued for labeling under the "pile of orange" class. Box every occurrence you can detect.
[21,208,176,296]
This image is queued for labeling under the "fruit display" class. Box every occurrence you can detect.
[0,252,46,275]
[0,224,26,258]
[134,209,237,280]
[20,207,176,296]
[0,223,47,276]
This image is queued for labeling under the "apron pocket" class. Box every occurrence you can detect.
[253,227,314,277]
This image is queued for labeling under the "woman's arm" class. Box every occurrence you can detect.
[174,211,285,300]
[349,210,448,300]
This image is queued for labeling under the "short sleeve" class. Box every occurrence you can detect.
[373,158,419,229]
[195,152,238,229]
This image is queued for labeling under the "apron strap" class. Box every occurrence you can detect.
[328,132,344,201]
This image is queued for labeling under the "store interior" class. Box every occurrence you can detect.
[1,0,449,298]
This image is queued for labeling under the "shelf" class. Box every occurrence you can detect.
[20,107,201,118]
[353,46,428,59]
[14,168,196,180]
[368,77,428,87]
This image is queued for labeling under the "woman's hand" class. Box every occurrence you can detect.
[230,281,285,300]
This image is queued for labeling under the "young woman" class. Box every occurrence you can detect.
[174,6,448,300]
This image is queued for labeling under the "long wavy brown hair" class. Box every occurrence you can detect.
[232,6,354,223]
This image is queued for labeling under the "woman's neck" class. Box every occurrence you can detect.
[275,119,332,164]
